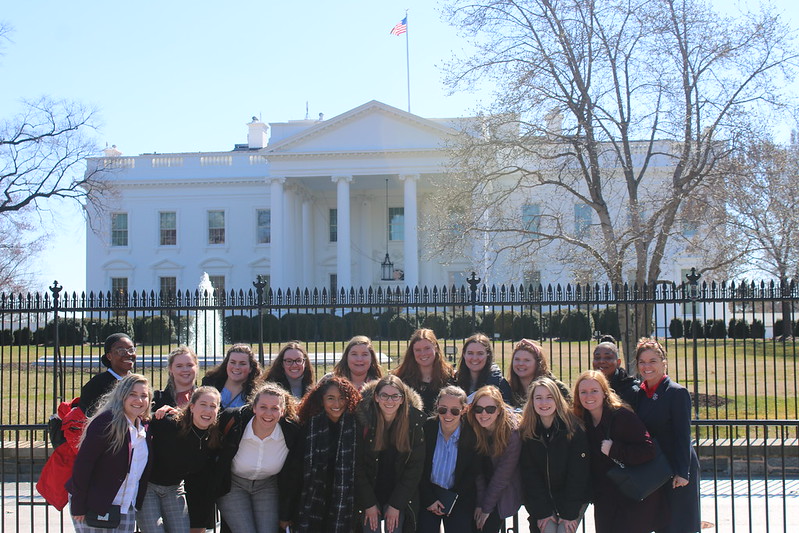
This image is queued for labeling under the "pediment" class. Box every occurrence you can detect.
[102,259,134,270]
[248,257,270,269]
[150,259,183,270]
[266,101,456,156]
[200,257,232,269]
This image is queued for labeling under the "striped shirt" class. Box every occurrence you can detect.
[430,423,460,489]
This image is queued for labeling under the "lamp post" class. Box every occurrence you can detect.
[686,267,701,419]
[381,178,394,281]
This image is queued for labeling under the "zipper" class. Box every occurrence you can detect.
[544,435,560,520]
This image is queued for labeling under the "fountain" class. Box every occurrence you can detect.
[189,273,224,366]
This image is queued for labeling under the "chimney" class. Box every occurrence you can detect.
[247,116,269,149]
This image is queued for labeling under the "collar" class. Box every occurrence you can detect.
[243,418,284,442]
[641,375,667,398]
[108,368,124,380]
[438,422,461,444]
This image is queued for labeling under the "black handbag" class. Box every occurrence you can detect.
[604,411,673,502]
[84,504,121,529]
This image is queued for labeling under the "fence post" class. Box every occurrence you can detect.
[467,271,481,332]
[686,267,701,419]
[253,276,267,367]
[49,280,63,413]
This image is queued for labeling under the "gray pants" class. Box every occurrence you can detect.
[216,474,279,533]
[137,482,189,533]
[71,509,136,533]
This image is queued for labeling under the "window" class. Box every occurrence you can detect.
[524,270,542,288]
[389,207,404,241]
[329,209,337,242]
[208,275,225,300]
[574,203,592,238]
[111,213,128,246]
[159,211,176,246]
[682,219,698,238]
[329,274,338,298]
[159,276,177,298]
[522,204,541,232]
[208,210,225,244]
[256,209,271,244]
[111,277,128,299]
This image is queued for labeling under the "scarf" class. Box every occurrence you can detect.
[297,411,357,533]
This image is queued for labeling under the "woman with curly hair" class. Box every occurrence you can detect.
[264,341,315,399]
[518,377,589,533]
[295,376,361,533]
[202,344,262,409]
[332,336,383,391]
[456,334,512,403]
[215,383,303,533]
[573,370,661,533]
[355,375,426,533]
[508,339,571,408]
[467,386,522,533]
[393,328,454,414]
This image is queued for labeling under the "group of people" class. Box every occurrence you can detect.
[62,329,701,533]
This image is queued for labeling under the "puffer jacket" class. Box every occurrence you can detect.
[355,379,426,533]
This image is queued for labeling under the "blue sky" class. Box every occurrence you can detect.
[1,0,796,294]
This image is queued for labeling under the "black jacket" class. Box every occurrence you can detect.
[609,367,641,409]
[419,417,478,510]
[78,371,118,416]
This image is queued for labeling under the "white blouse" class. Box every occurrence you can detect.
[231,419,289,480]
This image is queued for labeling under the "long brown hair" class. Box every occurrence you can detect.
[519,377,581,440]
[456,333,494,392]
[333,336,383,382]
[174,386,222,449]
[203,343,262,395]
[467,385,518,457]
[393,328,453,389]
[372,375,413,453]
[571,370,627,421]
[265,341,314,389]
[508,339,550,401]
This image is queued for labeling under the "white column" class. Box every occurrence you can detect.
[332,175,353,292]
[302,197,314,289]
[284,185,299,289]
[267,177,286,291]
[400,173,419,288]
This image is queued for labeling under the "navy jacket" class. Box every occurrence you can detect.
[419,417,479,510]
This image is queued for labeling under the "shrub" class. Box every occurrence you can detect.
[559,311,593,341]
[44,318,88,346]
[592,307,621,339]
[750,319,766,339]
[101,318,135,340]
[479,312,496,337]
[342,312,378,339]
[318,314,344,341]
[683,319,704,339]
[224,315,256,343]
[0,329,13,345]
[704,319,727,339]
[449,315,476,338]
[257,314,281,342]
[541,310,564,338]
[512,313,541,340]
[420,314,449,339]
[136,315,176,344]
[668,318,684,339]
[280,313,317,340]
[493,311,517,340]
[727,319,749,339]
[13,327,33,345]
[388,314,415,340]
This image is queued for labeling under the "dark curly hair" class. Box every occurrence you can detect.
[297,375,361,424]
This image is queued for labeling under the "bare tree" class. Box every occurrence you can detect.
[431,0,796,362]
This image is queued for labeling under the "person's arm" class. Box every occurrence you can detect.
[387,416,426,512]
[278,421,304,525]
[478,429,521,513]
[68,416,108,516]
[519,438,555,521]
[559,428,590,520]
[418,421,437,508]
[608,409,656,466]
[669,386,693,480]
[354,423,379,511]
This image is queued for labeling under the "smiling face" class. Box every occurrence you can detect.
[593,346,619,378]
[226,352,252,384]
[577,378,604,418]
[282,349,306,380]
[123,382,150,420]
[322,383,346,423]
[375,384,404,420]
[191,392,220,430]
[169,353,197,391]
[637,348,666,385]
[413,339,436,370]
[532,385,556,424]
[512,349,537,381]
[464,342,488,374]
[347,344,372,378]
[252,393,284,434]
[473,395,500,430]
[436,394,463,433]
[107,337,136,376]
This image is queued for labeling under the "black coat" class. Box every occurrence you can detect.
[419,417,479,510]
[215,406,303,523]
[609,367,641,409]
[78,371,118,416]
[520,418,590,531]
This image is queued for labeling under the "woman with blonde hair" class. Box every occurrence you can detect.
[355,375,426,533]
[572,370,661,533]
[518,377,589,533]
[153,345,199,412]
[507,339,570,408]
[67,374,152,532]
[333,335,383,391]
[393,328,454,414]
[466,386,522,532]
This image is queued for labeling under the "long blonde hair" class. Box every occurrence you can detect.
[81,374,151,454]
[519,377,582,440]
[467,385,518,457]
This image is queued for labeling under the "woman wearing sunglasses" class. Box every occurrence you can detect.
[467,386,523,532]
[418,386,478,533]
[355,375,426,533]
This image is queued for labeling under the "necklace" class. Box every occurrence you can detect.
[190,426,209,449]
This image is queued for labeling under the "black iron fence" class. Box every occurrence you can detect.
[2,275,798,531]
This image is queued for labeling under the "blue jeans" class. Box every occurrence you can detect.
[216,474,279,533]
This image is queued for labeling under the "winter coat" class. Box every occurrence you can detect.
[609,367,641,409]
[460,364,513,404]
[475,428,523,519]
[419,417,479,510]
[35,399,86,510]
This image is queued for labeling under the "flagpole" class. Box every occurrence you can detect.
[405,10,411,113]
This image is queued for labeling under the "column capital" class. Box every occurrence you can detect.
[399,173,420,182]
[331,175,353,184]
[265,176,286,185]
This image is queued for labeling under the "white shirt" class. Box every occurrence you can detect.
[112,418,148,513]
[231,419,289,480]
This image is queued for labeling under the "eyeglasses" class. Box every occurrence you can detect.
[471,405,498,414]
[114,347,136,355]
[437,407,462,416]
[378,393,403,402]
[283,358,305,367]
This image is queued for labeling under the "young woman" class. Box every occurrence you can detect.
[153,346,199,411]
[635,338,701,533]
[332,335,383,391]
[418,386,478,533]
[202,343,262,409]
[519,377,589,533]
[79,333,137,416]
[295,375,362,533]
[573,370,661,533]
[355,375,426,533]
[455,333,512,403]
[215,382,303,533]
[67,373,152,533]
[508,339,571,408]
[264,341,314,399]
[467,385,522,533]
[139,386,221,533]
[393,328,454,414]
[591,338,640,408]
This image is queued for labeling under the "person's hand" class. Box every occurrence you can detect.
[279,520,292,531]
[601,439,613,456]
[537,515,556,531]
[72,515,85,523]
[474,507,490,530]
[384,505,400,533]
[673,475,689,488]
[364,505,380,531]
[560,518,579,533]
[154,404,177,420]
[426,500,444,516]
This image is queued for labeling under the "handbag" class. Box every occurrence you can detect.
[604,411,673,502]
[84,504,121,528]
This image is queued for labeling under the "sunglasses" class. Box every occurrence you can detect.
[471,405,498,414]
[436,407,462,416]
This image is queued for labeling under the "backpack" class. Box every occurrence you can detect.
[46,397,82,449]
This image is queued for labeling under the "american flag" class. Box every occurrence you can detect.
[390,16,407,36]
